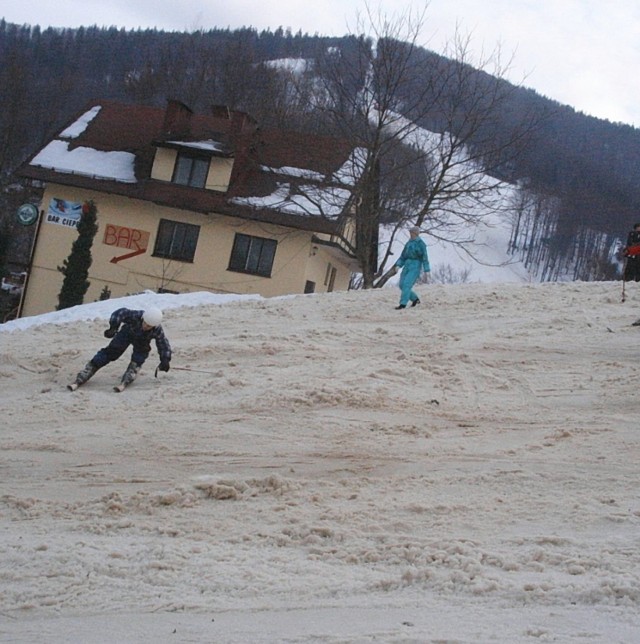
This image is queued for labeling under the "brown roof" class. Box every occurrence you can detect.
[19,99,358,237]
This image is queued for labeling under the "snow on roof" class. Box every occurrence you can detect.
[59,106,102,139]
[167,139,228,153]
[291,183,352,216]
[260,165,325,181]
[231,182,351,218]
[332,147,368,186]
[30,140,137,183]
[235,148,364,217]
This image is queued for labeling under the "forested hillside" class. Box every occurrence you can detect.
[1,19,639,285]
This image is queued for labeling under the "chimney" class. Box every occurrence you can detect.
[211,105,231,120]
[231,110,248,133]
[162,99,193,136]
[210,105,255,134]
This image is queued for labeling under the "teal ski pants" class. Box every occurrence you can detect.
[398,259,422,306]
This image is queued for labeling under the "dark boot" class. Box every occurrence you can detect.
[118,361,141,388]
[68,360,99,390]
[395,304,406,310]
[411,298,421,307]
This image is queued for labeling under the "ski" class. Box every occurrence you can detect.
[68,381,128,392]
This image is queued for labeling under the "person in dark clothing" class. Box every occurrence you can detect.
[68,306,171,391]
[623,223,640,282]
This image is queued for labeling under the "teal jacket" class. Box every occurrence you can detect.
[395,238,430,273]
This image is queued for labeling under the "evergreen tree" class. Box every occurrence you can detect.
[57,200,98,310]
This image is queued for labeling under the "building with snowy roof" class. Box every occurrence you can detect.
[17,99,363,317]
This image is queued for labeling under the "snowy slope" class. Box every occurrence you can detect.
[1,282,640,642]
[386,206,530,284]
[378,112,532,283]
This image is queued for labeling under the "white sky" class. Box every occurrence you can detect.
[2,0,640,127]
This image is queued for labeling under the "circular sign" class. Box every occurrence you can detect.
[17,203,39,226]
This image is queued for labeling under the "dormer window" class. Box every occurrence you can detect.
[172,152,210,188]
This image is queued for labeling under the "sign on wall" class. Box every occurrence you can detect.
[103,223,150,263]
[46,198,82,229]
[16,203,39,226]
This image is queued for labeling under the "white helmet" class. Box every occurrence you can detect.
[142,307,163,327]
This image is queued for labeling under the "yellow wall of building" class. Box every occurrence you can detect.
[150,148,175,181]
[207,158,234,192]
[20,185,354,318]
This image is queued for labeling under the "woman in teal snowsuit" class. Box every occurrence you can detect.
[395,226,430,309]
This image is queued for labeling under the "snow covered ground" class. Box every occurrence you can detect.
[1,280,640,642]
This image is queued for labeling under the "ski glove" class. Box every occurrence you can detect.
[158,361,170,372]
[104,328,116,338]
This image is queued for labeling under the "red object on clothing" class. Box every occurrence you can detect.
[625,244,640,257]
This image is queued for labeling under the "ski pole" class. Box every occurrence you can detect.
[622,257,627,303]
[171,366,220,374]
[155,365,219,377]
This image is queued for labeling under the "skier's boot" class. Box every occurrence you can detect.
[68,361,99,391]
[114,361,140,392]
[411,298,421,307]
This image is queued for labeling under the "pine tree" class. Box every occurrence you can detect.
[57,200,98,310]
[98,284,111,300]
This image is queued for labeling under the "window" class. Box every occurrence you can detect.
[228,233,277,277]
[153,219,200,262]
[172,152,209,188]
[304,280,316,294]
[324,263,337,292]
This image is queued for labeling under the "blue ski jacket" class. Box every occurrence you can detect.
[106,308,172,364]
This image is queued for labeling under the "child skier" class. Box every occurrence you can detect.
[68,306,171,392]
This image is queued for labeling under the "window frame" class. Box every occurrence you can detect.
[228,233,277,278]
[324,262,338,292]
[153,218,200,263]
[172,152,210,188]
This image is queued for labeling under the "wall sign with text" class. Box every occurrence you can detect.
[103,223,150,264]
[46,198,82,228]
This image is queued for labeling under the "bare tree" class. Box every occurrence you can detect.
[125,35,220,110]
[124,30,284,118]
[427,263,471,284]
[308,3,539,287]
